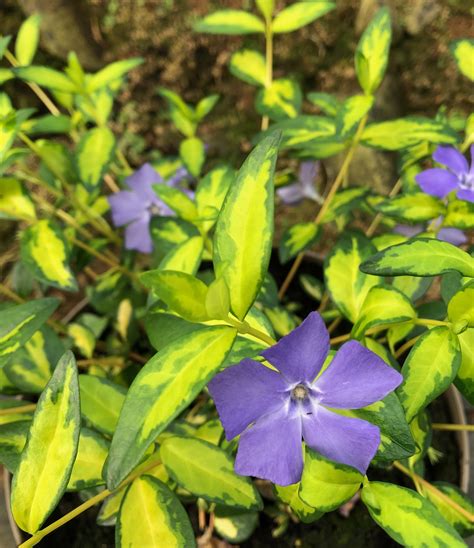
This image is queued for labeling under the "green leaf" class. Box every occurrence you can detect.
[0,177,36,221]
[336,94,373,137]
[374,192,446,222]
[450,39,474,81]
[158,235,203,275]
[161,436,262,510]
[67,428,108,491]
[362,117,458,150]
[144,312,202,352]
[11,351,80,533]
[355,7,391,94]
[256,0,274,20]
[87,57,143,93]
[214,507,259,543]
[360,238,474,278]
[423,482,474,537]
[445,199,474,229]
[321,186,369,223]
[105,326,236,488]
[0,298,58,367]
[159,88,196,137]
[0,421,30,473]
[14,66,77,93]
[272,1,335,33]
[361,481,465,547]
[0,36,12,60]
[214,132,280,320]
[205,277,230,320]
[79,375,126,436]
[4,326,63,393]
[179,136,205,177]
[398,326,461,422]
[15,14,41,66]
[255,78,302,120]
[324,231,381,322]
[448,284,474,328]
[141,269,209,321]
[279,222,320,263]
[75,127,116,190]
[21,219,77,291]
[195,165,234,232]
[0,68,13,85]
[195,94,219,120]
[116,476,196,547]
[263,115,336,149]
[194,10,265,34]
[306,92,341,116]
[153,184,198,221]
[299,449,363,511]
[230,49,266,86]
[352,285,416,339]
[23,114,72,135]
[454,328,474,405]
[67,322,96,358]
[275,483,323,523]
[299,273,324,301]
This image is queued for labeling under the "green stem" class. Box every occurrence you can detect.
[366,177,403,237]
[260,21,273,131]
[432,423,474,432]
[278,114,369,300]
[19,456,163,547]
[225,317,276,346]
[0,404,36,416]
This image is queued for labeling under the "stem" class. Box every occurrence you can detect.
[278,115,369,300]
[393,461,474,523]
[394,335,419,359]
[260,21,273,131]
[366,178,403,237]
[0,284,24,304]
[225,317,276,346]
[432,423,474,432]
[19,457,163,547]
[0,404,36,416]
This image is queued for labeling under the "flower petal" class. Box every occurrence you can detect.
[394,224,423,238]
[456,188,474,203]
[302,406,380,474]
[261,312,330,384]
[126,163,162,203]
[299,161,319,199]
[415,168,458,198]
[277,183,304,204]
[108,191,145,227]
[438,228,467,246]
[433,146,468,175]
[235,406,303,486]
[313,340,402,409]
[470,144,474,175]
[208,359,288,440]
[124,213,152,253]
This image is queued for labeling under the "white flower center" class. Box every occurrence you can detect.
[459,173,474,191]
[291,384,309,400]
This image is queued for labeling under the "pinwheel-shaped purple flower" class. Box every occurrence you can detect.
[416,145,474,203]
[108,163,192,253]
[209,313,402,486]
[277,161,322,205]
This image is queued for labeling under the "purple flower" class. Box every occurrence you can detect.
[277,161,322,205]
[416,145,474,203]
[108,164,193,254]
[209,312,402,486]
[395,220,467,246]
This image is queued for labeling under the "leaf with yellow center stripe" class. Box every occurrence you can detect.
[160,436,262,510]
[279,222,320,263]
[105,325,237,489]
[116,475,195,547]
[214,132,280,320]
[21,219,77,291]
[0,178,36,221]
[398,327,461,422]
[67,428,109,491]
[11,351,80,534]
[0,298,59,367]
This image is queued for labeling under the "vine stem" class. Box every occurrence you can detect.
[431,423,474,432]
[278,114,369,300]
[393,461,474,523]
[394,335,420,358]
[366,177,403,237]
[0,404,36,416]
[19,457,163,547]
[260,20,273,131]
[225,317,276,346]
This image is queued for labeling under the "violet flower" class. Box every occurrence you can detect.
[278,161,322,205]
[416,145,474,203]
[395,221,467,247]
[108,163,192,253]
[209,312,402,486]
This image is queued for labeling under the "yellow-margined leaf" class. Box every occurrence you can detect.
[160,436,262,510]
[255,78,302,120]
[153,184,198,221]
[105,326,236,488]
[21,220,77,291]
[279,222,320,263]
[398,327,461,422]
[374,192,446,222]
[116,476,195,547]
[0,178,36,220]
[11,351,80,533]
[214,132,280,320]
[447,284,474,328]
[336,94,373,137]
[194,10,265,34]
[275,483,323,523]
